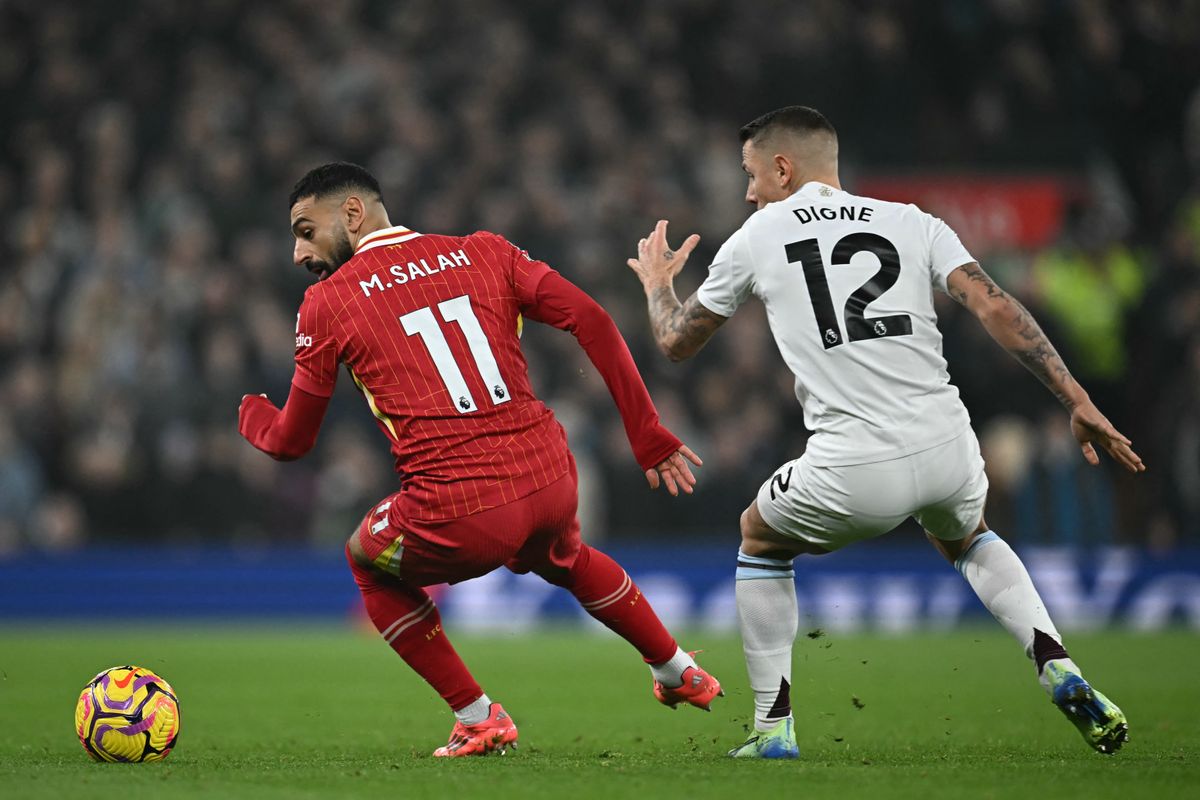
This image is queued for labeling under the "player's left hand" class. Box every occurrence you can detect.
[1069,400,1145,473]
[627,219,701,290]
[645,444,703,496]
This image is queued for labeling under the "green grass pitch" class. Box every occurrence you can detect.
[0,626,1196,799]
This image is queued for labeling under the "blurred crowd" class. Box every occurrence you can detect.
[1,0,1198,553]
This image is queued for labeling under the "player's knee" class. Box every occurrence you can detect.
[537,542,588,587]
[740,500,830,559]
[926,517,989,564]
[345,533,373,570]
[739,503,775,556]
[739,506,757,543]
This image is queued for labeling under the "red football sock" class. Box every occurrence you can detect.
[556,544,677,664]
[346,546,482,711]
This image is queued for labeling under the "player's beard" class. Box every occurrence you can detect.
[308,227,355,280]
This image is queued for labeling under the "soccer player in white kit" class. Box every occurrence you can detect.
[626,106,1145,758]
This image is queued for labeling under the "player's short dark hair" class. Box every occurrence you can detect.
[288,162,384,208]
[739,106,837,144]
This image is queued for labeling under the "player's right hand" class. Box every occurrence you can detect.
[1069,400,1145,473]
[645,444,703,496]
[627,219,701,291]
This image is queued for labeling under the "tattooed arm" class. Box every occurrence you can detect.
[946,262,1144,473]
[627,219,729,361]
[946,262,1082,409]
[644,285,728,362]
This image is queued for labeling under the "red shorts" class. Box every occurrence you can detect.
[355,468,582,587]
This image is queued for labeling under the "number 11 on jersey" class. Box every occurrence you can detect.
[399,294,511,414]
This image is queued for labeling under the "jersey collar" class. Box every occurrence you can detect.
[356,225,423,255]
[795,181,845,200]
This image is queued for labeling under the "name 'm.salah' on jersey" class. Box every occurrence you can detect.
[290,226,572,522]
[696,181,976,467]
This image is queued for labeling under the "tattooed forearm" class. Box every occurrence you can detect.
[947,262,1084,410]
[646,286,726,361]
[1006,298,1079,409]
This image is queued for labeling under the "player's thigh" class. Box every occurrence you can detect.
[505,471,582,582]
[755,456,909,552]
[912,431,989,543]
[352,493,526,587]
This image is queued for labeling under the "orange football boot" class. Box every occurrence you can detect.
[653,653,724,711]
[432,703,518,757]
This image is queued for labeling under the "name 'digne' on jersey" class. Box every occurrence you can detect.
[792,205,874,225]
[359,249,473,297]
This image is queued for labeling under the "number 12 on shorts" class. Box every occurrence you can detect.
[400,294,511,414]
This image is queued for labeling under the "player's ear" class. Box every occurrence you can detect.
[342,195,366,234]
[774,154,793,188]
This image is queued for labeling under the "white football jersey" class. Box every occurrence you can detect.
[696,181,975,466]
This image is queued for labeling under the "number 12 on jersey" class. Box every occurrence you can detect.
[399,294,511,414]
[786,232,913,350]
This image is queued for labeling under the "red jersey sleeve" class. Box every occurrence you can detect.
[291,289,339,398]
[468,230,554,308]
[238,385,331,461]
[520,268,682,471]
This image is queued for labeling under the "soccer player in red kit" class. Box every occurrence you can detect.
[238,163,722,757]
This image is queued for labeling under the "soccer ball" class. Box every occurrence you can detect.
[74,666,181,762]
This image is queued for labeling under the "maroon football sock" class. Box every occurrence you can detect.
[346,546,482,711]
[556,544,677,664]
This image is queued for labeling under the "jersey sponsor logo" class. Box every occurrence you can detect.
[294,313,313,348]
[359,249,473,297]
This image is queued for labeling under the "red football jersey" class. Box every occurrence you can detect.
[290,225,677,523]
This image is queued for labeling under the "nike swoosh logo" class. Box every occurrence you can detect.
[113,670,136,689]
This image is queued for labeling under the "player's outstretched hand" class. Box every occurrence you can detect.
[626,219,701,290]
[645,444,703,496]
[1069,400,1145,473]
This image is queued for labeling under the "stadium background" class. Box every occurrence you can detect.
[0,0,1198,632]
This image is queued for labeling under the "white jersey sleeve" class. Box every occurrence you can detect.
[695,227,754,318]
[927,214,976,293]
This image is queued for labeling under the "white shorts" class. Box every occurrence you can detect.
[755,430,988,552]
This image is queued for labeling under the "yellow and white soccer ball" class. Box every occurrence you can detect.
[74,665,181,762]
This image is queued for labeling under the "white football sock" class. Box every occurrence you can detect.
[454,693,492,726]
[648,646,698,688]
[736,550,798,732]
[954,531,1074,694]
